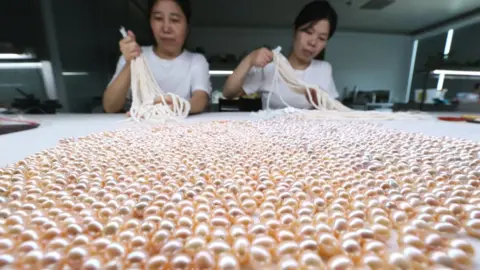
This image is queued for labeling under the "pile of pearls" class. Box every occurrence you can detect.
[1,115,480,269]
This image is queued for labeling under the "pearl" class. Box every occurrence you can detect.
[300,251,325,268]
[447,248,472,266]
[449,239,474,256]
[465,219,480,238]
[126,251,147,264]
[250,245,271,265]
[403,246,428,265]
[430,251,455,268]
[362,254,384,269]
[279,257,299,270]
[194,250,215,269]
[233,237,250,263]
[317,233,340,257]
[328,255,353,270]
[388,252,410,270]
[218,254,240,270]
[171,253,192,269]
[146,255,168,270]
[208,240,231,256]
[0,254,14,267]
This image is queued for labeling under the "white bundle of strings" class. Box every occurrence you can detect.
[120,27,190,124]
[256,46,429,120]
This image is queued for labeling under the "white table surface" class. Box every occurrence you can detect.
[1,112,480,267]
[1,112,479,167]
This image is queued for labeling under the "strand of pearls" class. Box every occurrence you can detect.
[121,27,190,124]
[252,47,429,121]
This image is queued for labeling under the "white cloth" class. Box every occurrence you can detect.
[110,46,211,110]
[243,59,338,110]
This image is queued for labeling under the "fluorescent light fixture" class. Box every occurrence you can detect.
[209,70,233,75]
[433,69,480,76]
[0,53,34,60]
[0,62,42,69]
[444,29,454,56]
[62,72,89,76]
[436,73,445,90]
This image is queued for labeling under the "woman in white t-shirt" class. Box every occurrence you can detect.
[223,1,339,110]
[103,0,210,114]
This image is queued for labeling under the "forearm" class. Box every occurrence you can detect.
[222,55,253,99]
[189,92,209,115]
[103,64,131,113]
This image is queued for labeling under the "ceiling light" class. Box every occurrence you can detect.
[209,70,233,75]
[0,62,42,69]
[432,69,480,76]
[0,53,34,59]
[62,72,89,76]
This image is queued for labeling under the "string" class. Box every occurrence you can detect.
[254,46,429,120]
[119,27,191,125]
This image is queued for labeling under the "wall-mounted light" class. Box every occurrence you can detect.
[433,69,480,76]
[0,53,34,60]
[62,72,89,76]
[0,62,42,69]
[209,70,233,75]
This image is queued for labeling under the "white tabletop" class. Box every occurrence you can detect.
[1,112,479,167]
[1,112,480,268]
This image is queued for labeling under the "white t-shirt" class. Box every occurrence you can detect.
[243,60,338,110]
[110,46,211,110]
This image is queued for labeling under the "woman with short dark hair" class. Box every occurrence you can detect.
[103,0,210,114]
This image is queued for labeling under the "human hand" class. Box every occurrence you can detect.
[119,30,141,62]
[249,48,274,68]
[154,95,174,110]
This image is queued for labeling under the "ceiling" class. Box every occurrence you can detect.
[131,0,480,34]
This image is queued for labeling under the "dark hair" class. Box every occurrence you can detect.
[475,83,480,89]
[148,0,192,24]
[294,0,338,39]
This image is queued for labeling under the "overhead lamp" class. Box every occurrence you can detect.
[209,70,233,75]
[432,69,480,76]
[0,53,34,59]
[0,62,42,69]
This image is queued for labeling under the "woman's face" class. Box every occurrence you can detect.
[150,0,188,55]
[293,19,330,63]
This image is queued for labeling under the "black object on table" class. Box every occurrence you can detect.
[10,88,62,114]
[0,116,40,135]
[0,122,40,135]
[218,98,262,112]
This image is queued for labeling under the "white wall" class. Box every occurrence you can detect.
[189,27,413,101]
[326,32,413,102]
